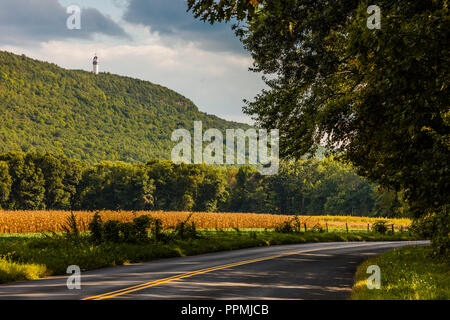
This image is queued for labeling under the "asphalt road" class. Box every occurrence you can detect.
[0,241,428,300]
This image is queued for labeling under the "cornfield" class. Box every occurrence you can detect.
[0,210,412,234]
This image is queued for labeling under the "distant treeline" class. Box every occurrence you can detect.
[0,152,408,217]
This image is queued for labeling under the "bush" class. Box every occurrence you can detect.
[59,212,82,243]
[88,212,103,244]
[86,214,158,244]
[132,215,153,242]
[274,216,302,233]
[372,220,389,234]
[274,221,295,233]
[102,220,121,243]
[119,222,136,243]
[411,205,449,258]
[151,218,164,241]
[174,214,199,240]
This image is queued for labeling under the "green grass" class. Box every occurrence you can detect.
[0,230,420,284]
[0,258,48,283]
[351,245,449,300]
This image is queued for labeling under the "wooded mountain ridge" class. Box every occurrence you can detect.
[0,50,247,164]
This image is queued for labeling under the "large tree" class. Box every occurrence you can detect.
[188,0,449,253]
[0,161,12,208]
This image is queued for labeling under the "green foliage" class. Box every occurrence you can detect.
[0,50,247,164]
[274,221,295,234]
[274,216,302,234]
[373,187,410,218]
[0,152,46,209]
[86,213,160,244]
[372,220,389,234]
[225,158,384,216]
[59,212,81,242]
[225,165,269,213]
[411,205,449,258]
[188,0,449,255]
[131,215,153,242]
[151,217,164,242]
[76,161,155,210]
[0,151,408,216]
[88,212,103,244]
[0,257,48,284]
[0,161,12,208]
[311,224,325,233]
[0,151,83,210]
[145,160,229,212]
[351,245,450,300]
[33,153,83,210]
[173,214,199,240]
[102,220,121,243]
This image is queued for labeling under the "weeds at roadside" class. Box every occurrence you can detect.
[351,245,449,300]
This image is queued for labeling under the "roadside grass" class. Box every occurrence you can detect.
[351,245,449,300]
[0,230,420,284]
[0,258,48,284]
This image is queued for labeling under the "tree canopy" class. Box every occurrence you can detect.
[0,151,406,217]
[188,0,449,213]
[188,0,449,255]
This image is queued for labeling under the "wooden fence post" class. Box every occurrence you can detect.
[392,224,394,233]
[304,223,307,232]
[346,222,348,234]
[326,223,328,233]
[367,223,370,232]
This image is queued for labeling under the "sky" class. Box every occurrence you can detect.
[0,0,266,124]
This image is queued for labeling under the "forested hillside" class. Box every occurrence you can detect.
[0,51,246,163]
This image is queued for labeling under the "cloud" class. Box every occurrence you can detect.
[111,0,130,9]
[0,0,129,45]
[123,0,244,54]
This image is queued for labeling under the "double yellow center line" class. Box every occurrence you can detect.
[82,242,379,300]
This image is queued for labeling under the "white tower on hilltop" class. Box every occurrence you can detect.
[93,55,99,75]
